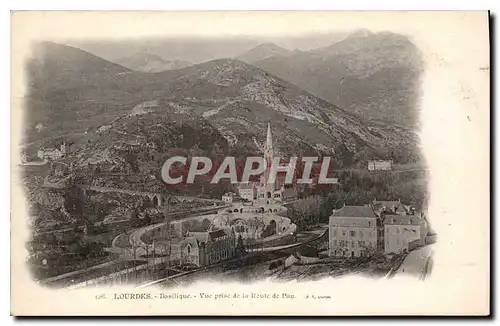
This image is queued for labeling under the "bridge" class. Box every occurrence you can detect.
[42,179,224,207]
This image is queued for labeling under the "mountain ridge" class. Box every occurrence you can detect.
[115,52,192,72]
[253,30,424,127]
[236,43,291,63]
[25,42,419,176]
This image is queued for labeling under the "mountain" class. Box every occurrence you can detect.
[27,42,131,92]
[25,42,419,180]
[67,33,351,65]
[24,42,179,144]
[253,31,424,127]
[115,52,192,72]
[236,43,291,63]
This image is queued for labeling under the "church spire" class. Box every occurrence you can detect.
[265,122,273,153]
[262,123,274,186]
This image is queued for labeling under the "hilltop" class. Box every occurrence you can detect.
[253,30,424,127]
[115,52,192,72]
[25,42,419,179]
[236,43,291,63]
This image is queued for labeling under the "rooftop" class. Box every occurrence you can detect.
[383,214,424,226]
[208,229,227,241]
[187,228,233,243]
[331,205,377,218]
[372,199,400,207]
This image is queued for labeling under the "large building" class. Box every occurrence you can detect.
[161,227,237,268]
[383,213,428,254]
[368,160,393,171]
[237,182,258,202]
[328,205,383,258]
[37,148,63,161]
[328,197,432,258]
[237,123,297,205]
[184,228,236,267]
[37,141,74,161]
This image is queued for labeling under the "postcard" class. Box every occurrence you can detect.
[10,11,490,316]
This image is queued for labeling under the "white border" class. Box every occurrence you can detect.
[3,1,497,325]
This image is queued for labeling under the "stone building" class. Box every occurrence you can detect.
[383,213,428,254]
[236,123,297,205]
[237,182,257,202]
[222,192,237,203]
[179,227,236,267]
[368,160,393,171]
[328,205,383,258]
[37,148,63,161]
[37,141,74,161]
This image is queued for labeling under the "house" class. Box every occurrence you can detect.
[222,192,237,203]
[371,199,412,216]
[368,160,393,171]
[328,205,383,258]
[37,141,74,161]
[238,182,257,202]
[383,213,428,254]
[60,141,74,155]
[180,227,236,267]
[37,148,63,161]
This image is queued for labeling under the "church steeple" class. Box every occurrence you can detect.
[265,122,273,154]
[262,123,274,186]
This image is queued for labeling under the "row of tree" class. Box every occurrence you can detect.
[287,195,334,231]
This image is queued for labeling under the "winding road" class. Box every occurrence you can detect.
[392,244,434,279]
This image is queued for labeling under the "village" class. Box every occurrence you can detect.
[18,123,434,288]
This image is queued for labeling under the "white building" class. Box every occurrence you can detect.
[37,141,73,161]
[237,123,296,205]
[383,213,428,254]
[37,148,63,161]
[222,192,237,203]
[368,160,393,171]
[328,205,383,258]
[238,182,257,202]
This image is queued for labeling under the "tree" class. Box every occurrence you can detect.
[142,211,151,226]
[201,218,212,231]
[130,208,141,227]
[63,183,85,219]
[247,216,266,239]
[234,234,247,260]
[287,196,324,231]
[161,202,173,268]
[85,200,107,222]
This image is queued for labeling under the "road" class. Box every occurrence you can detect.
[393,245,434,279]
[247,227,328,253]
[42,180,224,204]
[332,167,428,174]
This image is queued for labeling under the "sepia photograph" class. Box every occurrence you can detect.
[10,11,490,316]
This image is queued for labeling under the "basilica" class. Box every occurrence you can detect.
[236,123,298,204]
